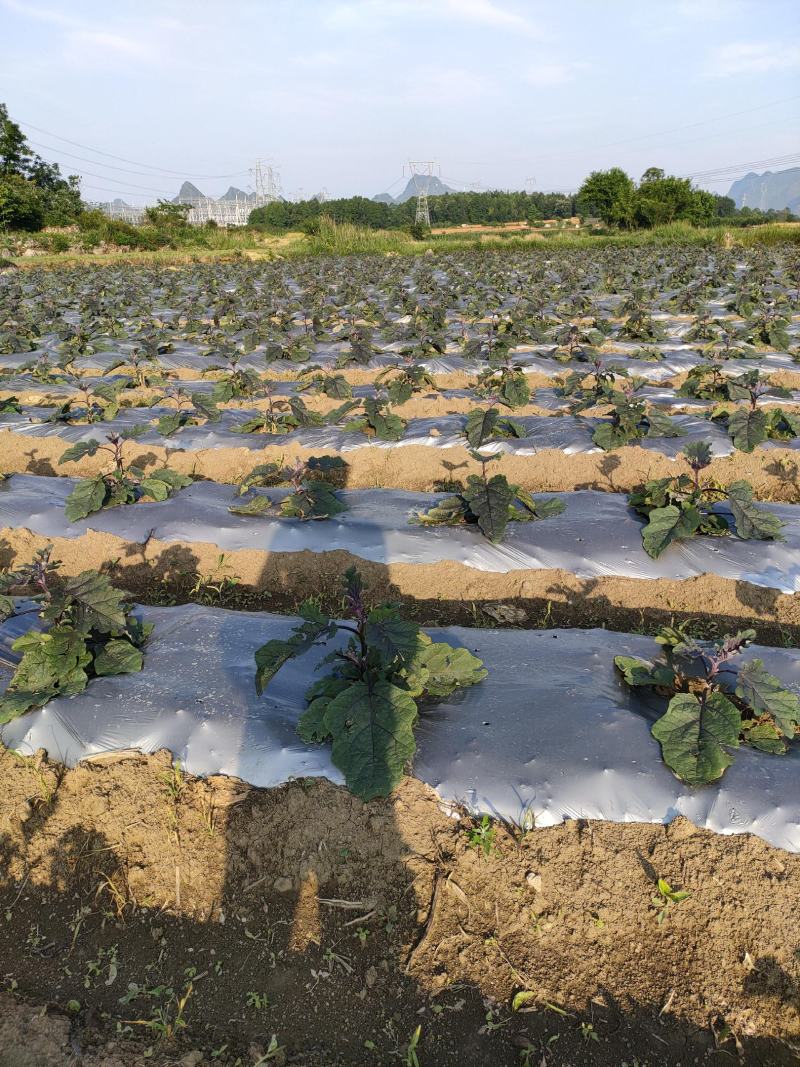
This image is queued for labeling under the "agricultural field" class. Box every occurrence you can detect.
[1,244,799,1065]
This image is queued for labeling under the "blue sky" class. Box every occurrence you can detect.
[2,0,799,203]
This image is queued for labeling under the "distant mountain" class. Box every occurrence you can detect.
[373,175,457,205]
[219,186,255,201]
[727,167,800,214]
[172,181,205,203]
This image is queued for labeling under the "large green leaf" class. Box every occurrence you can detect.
[463,474,514,543]
[0,688,49,723]
[500,374,530,409]
[254,603,333,693]
[58,570,129,632]
[592,421,631,451]
[93,638,144,676]
[59,440,101,465]
[297,677,350,742]
[229,495,273,516]
[735,659,799,739]
[365,606,421,663]
[404,635,487,698]
[279,483,346,520]
[409,495,468,527]
[9,627,92,699]
[614,655,676,689]
[64,476,108,522]
[726,482,785,542]
[651,691,741,786]
[640,504,703,558]
[728,408,767,453]
[645,410,684,439]
[155,412,183,437]
[742,720,785,754]
[323,677,418,799]
[465,407,498,448]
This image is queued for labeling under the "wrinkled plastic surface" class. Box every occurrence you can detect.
[4,405,794,458]
[1,475,798,592]
[1,606,798,851]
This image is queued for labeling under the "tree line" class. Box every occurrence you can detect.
[1,100,794,236]
[0,104,82,231]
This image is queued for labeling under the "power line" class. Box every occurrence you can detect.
[27,138,245,183]
[16,117,251,179]
[681,152,800,181]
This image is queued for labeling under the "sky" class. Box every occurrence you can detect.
[1,0,799,205]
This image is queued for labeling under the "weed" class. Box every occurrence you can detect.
[580,1021,600,1043]
[466,814,496,857]
[652,878,692,924]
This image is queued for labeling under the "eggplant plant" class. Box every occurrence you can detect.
[344,396,406,441]
[473,366,531,409]
[615,626,798,786]
[618,309,667,343]
[411,455,565,543]
[297,368,353,400]
[0,546,151,721]
[627,441,784,558]
[706,370,799,452]
[463,406,526,449]
[58,429,193,521]
[253,567,487,799]
[152,385,221,436]
[230,456,348,520]
[590,383,683,451]
[375,364,436,405]
[36,376,131,425]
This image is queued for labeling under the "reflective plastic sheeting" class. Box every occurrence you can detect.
[1,475,798,592]
[4,407,796,458]
[1,607,798,851]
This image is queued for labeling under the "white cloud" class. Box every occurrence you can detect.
[704,41,800,77]
[64,29,157,63]
[525,62,587,87]
[326,0,539,35]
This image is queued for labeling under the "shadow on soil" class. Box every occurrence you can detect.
[1,749,799,1067]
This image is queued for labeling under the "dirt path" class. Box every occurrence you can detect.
[1,748,798,1066]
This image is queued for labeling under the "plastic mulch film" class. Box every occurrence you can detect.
[1,476,798,593]
[1,607,798,851]
[3,407,795,457]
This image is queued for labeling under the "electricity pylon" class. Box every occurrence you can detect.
[406,160,439,227]
[251,159,281,200]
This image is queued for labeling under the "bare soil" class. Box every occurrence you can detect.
[3,430,799,502]
[1,748,798,1066]
[2,529,799,645]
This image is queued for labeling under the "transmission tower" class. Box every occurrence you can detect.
[406,160,439,227]
[251,159,281,201]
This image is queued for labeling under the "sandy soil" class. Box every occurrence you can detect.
[2,528,798,644]
[3,430,799,502]
[1,747,798,1066]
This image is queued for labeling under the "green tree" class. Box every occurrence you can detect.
[144,200,192,228]
[0,174,45,231]
[0,104,33,176]
[576,168,636,226]
[0,102,83,230]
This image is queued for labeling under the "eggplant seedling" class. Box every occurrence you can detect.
[58,428,192,521]
[253,567,486,799]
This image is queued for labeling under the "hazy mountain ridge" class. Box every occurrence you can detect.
[373,175,457,205]
[727,168,800,213]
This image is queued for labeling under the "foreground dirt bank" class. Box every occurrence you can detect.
[0,748,798,1065]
